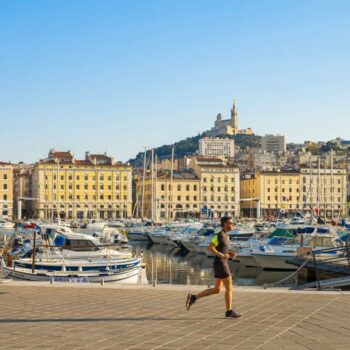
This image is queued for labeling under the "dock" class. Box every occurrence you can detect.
[1,282,350,349]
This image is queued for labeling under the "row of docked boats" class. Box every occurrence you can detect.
[125,217,350,271]
[0,225,142,283]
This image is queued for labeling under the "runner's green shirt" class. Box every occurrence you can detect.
[211,235,219,246]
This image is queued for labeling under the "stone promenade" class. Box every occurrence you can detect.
[0,282,350,349]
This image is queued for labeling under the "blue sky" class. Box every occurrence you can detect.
[0,0,349,163]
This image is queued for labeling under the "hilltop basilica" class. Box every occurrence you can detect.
[205,100,254,137]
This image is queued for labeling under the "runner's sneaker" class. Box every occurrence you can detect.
[186,293,196,310]
[225,310,241,318]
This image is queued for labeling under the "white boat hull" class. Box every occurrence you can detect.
[237,254,260,267]
[148,233,176,245]
[127,232,150,241]
[252,253,296,270]
[3,265,141,283]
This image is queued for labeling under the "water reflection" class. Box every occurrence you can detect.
[1,228,305,287]
[131,242,305,287]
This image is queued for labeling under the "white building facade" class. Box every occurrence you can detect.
[262,134,286,154]
[199,137,235,159]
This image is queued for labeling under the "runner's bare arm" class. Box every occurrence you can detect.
[208,242,228,259]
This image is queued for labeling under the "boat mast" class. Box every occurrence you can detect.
[169,146,174,221]
[317,157,321,217]
[141,147,147,219]
[331,149,334,219]
[154,154,158,221]
[151,148,154,222]
[309,157,313,220]
[323,156,327,223]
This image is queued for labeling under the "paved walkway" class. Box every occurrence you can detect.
[1,282,350,349]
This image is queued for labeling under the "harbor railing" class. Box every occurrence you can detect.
[310,244,350,290]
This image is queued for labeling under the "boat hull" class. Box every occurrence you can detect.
[237,254,260,267]
[3,266,141,283]
[252,253,296,270]
[148,233,176,245]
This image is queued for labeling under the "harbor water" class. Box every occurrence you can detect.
[1,228,307,287]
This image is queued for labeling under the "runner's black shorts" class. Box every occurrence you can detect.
[213,261,231,279]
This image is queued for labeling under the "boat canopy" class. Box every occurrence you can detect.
[269,228,295,238]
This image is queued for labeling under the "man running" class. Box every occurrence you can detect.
[186,216,241,318]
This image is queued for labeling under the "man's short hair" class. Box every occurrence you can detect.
[220,216,233,228]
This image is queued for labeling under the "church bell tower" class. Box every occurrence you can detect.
[231,99,238,130]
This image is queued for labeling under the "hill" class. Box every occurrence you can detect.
[129,133,262,167]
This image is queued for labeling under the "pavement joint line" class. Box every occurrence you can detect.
[204,294,304,350]
[255,295,342,349]
[160,292,295,350]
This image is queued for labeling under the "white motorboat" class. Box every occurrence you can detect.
[0,219,15,229]
[147,228,177,246]
[86,220,106,230]
[1,256,142,283]
[251,228,340,270]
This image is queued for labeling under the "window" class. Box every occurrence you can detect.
[194,185,197,191]
[61,185,64,190]
[76,184,80,190]
[194,196,197,201]
[161,184,165,191]
[100,175,104,180]
[177,185,181,191]
[108,195,112,200]
[177,196,181,201]
[68,175,72,180]
[84,175,88,180]
[186,196,190,201]
[3,184,7,190]
[108,176,112,181]
[61,175,64,180]
[100,184,104,190]
[76,195,80,200]
[186,185,190,191]
[69,184,73,190]
[3,194,7,200]
[76,176,80,180]
[84,184,88,190]
[100,195,104,200]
